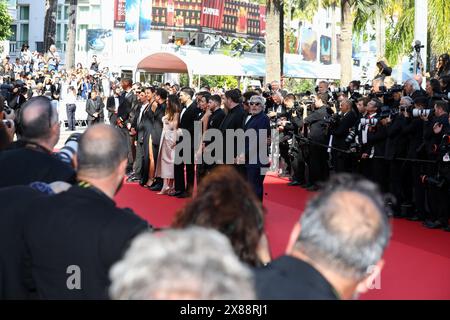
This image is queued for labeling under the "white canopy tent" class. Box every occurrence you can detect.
[135,47,342,80]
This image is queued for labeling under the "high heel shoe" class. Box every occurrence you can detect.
[157,187,171,195]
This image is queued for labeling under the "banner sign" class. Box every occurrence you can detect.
[114,0,126,28]
[122,0,266,40]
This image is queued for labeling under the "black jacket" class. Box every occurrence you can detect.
[255,255,339,300]
[304,106,329,143]
[85,97,105,121]
[178,102,201,146]
[23,186,150,299]
[0,186,47,299]
[147,102,166,146]
[331,111,358,149]
[0,145,76,188]
[117,91,138,126]
[106,96,119,125]
[384,115,408,160]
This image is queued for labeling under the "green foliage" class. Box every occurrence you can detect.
[0,0,12,41]
[193,75,239,89]
[283,78,315,93]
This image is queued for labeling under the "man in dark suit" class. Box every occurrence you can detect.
[128,89,148,183]
[147,87,167,191]
[0,96,76,188]
[219,89,246,176]
[106,86,121,126]
[85,89,105,126]
[22,124,150,299]
[331,98,358,173]
[172,87,201,198]
[255,174,391,300]
[243,95,271,201]
[116,78,139,173]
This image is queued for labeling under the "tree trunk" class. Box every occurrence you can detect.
[375,7,385,59]
[265,1,282,83]
[66,0,78,70]
[331,4,337,64]
[339,0,353,85]
[43,0,58,52]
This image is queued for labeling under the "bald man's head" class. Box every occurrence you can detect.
[20,96,59,143]
[77,124,128,178]
[295,174,391,280]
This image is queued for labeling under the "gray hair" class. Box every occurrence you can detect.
[400,96,414,106]
[405,79,421,92]
[248,95,266,110]
[295,174,391,280]
[109,227,256,300]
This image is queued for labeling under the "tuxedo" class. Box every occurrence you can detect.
[106,95,120,125]
[174,101,201,194]
[117,90,138,170]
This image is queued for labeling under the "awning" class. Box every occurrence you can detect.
[136,47,342,79]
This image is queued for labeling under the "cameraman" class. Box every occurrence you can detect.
[0,96,76,188]
[331,99,358,173]
[303,93,330,190]
[402,97,428,221]
[422,101,449,229]
[361,98,388,191]
[384,97,410,214]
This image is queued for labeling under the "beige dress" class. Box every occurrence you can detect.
[155,115,177,179]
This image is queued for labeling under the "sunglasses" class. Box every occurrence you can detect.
[249,102,261,106]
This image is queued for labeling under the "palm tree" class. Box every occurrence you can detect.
[43,0,58,52]
[265,0,284,83]
[384,0,450,70]
[291,0,385,84]
[65,0,78,70]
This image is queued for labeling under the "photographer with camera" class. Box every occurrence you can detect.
[0,96,76,188]
[421,101,449,230]
[303,93,331,191]
[330,98,358,173]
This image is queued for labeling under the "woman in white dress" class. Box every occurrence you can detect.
[155,94,180,195]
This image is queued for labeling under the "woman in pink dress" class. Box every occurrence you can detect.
[155,94,180,195]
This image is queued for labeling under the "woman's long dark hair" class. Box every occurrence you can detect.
[172,166,266,267]
[166,94,180,122]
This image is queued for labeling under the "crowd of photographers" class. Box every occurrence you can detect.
[274,55,450,232]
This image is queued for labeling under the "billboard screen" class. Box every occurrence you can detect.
[123,0,266,40]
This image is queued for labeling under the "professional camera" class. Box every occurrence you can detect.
[360,117,379,126]
[331,87,349,94]
[432,92,450,101]
[345,128,357,144]
[412,109,431,118]
[54,132,81,167]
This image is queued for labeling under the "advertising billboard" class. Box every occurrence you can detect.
[114,0,126,28]
[123,0,266,39]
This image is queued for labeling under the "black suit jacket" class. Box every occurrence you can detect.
[117,91,137,126]
[255,255,339,300]
[85,97,105,121]
[0,186,47,299]
[178,102,201,146]
[23,186,150,299]
[331,111,358,149]
[106,96,118,124]
[0,145,76,188]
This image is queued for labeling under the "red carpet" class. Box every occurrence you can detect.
[115,174,450,300]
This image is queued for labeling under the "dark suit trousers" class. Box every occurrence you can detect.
[118,127,134,169]
[134,142,144,180]
[246,166,266,201]
[308,144,329,185]
[175,148,195,194]
[66,104,76,130]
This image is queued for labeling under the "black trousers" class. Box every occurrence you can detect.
[246,166,266,201]
[291,150,306,183]
[174,147,195,194]
[66,104,76,130]
[308,144,329,186]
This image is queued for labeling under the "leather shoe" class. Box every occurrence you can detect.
[150,184,163,191]
[176,192,190,199]
[126,176,140,183]
[170,191,184,197]
[443,226,450,232]
[288,181,301,186]
[306,185,319,192]
[423,220,442,229]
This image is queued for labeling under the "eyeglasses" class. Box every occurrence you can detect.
[249,102,261,106]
